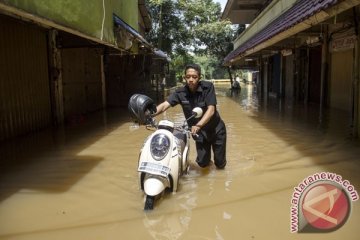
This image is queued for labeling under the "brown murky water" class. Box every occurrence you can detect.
[0,83,359,239]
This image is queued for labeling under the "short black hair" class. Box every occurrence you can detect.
[184,63,201,76]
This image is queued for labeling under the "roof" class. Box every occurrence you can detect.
[224,0,338,64]
[222,0,270,24]
[153,50,171,62]
[113,14,152,48]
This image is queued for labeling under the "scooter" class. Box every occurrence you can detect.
[128,94,203,210]
[139,108,203,210]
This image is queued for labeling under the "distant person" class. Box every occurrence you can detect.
[232,75,241,89]
[161,74,166,90]
[153,63,227,169]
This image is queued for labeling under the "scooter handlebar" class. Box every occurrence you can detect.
[175,126,198,138]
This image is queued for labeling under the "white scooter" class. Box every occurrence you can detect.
[137,107,203,210]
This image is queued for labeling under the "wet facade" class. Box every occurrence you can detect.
[0,0,169,142]
[223,0,360,138]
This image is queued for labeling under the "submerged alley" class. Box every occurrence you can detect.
[0,84,359,239]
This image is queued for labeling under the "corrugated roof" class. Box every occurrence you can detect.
[224,0,338,63]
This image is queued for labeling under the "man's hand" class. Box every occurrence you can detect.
[191,125,201,135]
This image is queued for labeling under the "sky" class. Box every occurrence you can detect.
[214,0,227,11]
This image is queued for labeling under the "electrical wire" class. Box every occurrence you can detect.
[101,0,105,40]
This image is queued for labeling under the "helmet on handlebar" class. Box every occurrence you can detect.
[128,94,157,125]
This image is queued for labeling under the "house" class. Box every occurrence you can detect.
[0,0,168,141]
[223,0,360,137]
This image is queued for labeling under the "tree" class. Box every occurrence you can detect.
[171,52,195,82]
[146,0,188,55]
[193,20,236,83]
[146,0,237,81]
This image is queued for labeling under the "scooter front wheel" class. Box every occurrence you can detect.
[144,195,155,210]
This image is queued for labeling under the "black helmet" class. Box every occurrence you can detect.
[128,94,157,124]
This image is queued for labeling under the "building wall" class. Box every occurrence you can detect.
[308,47,322,104]
[0,15,51,141]
[284,54,294,101]
[61,48,103,120]
[0,0,139,47]
[294,48,308,102]
[270,54,281,97]
[329,50,353,111]
[106,55,153,107]
[0,2,153,141]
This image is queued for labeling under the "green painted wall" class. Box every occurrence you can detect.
[233,0,297,49]
[1,0,138,46]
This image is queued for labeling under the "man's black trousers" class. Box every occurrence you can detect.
[195,120,227,169]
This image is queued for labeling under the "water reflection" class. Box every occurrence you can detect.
[142,178,197,240]
[0,82,359,239]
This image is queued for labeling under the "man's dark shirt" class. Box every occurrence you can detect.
[166,81,221,131]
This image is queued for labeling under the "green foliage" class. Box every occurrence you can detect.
[146,0,237,80]
[171,53,195,82]
[146,0,188,55]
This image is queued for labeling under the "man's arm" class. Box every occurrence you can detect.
[191,105,215,135]
[153,101,171,116]
[196,105,215,128]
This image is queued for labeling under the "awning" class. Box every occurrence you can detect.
[113,14,152,49]
[221,0,269,24]
[153,50,171,62]
[224,0,339,64]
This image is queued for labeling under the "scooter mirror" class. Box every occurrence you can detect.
[192,107,203,119]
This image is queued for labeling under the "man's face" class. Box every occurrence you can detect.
[184,68,200,92]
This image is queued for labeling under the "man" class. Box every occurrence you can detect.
[154,63,226,169]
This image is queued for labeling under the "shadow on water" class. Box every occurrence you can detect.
[0,108,131,202]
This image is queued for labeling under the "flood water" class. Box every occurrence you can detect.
[0,83,359,240]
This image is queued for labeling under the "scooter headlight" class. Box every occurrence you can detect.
[150,134,170,160]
